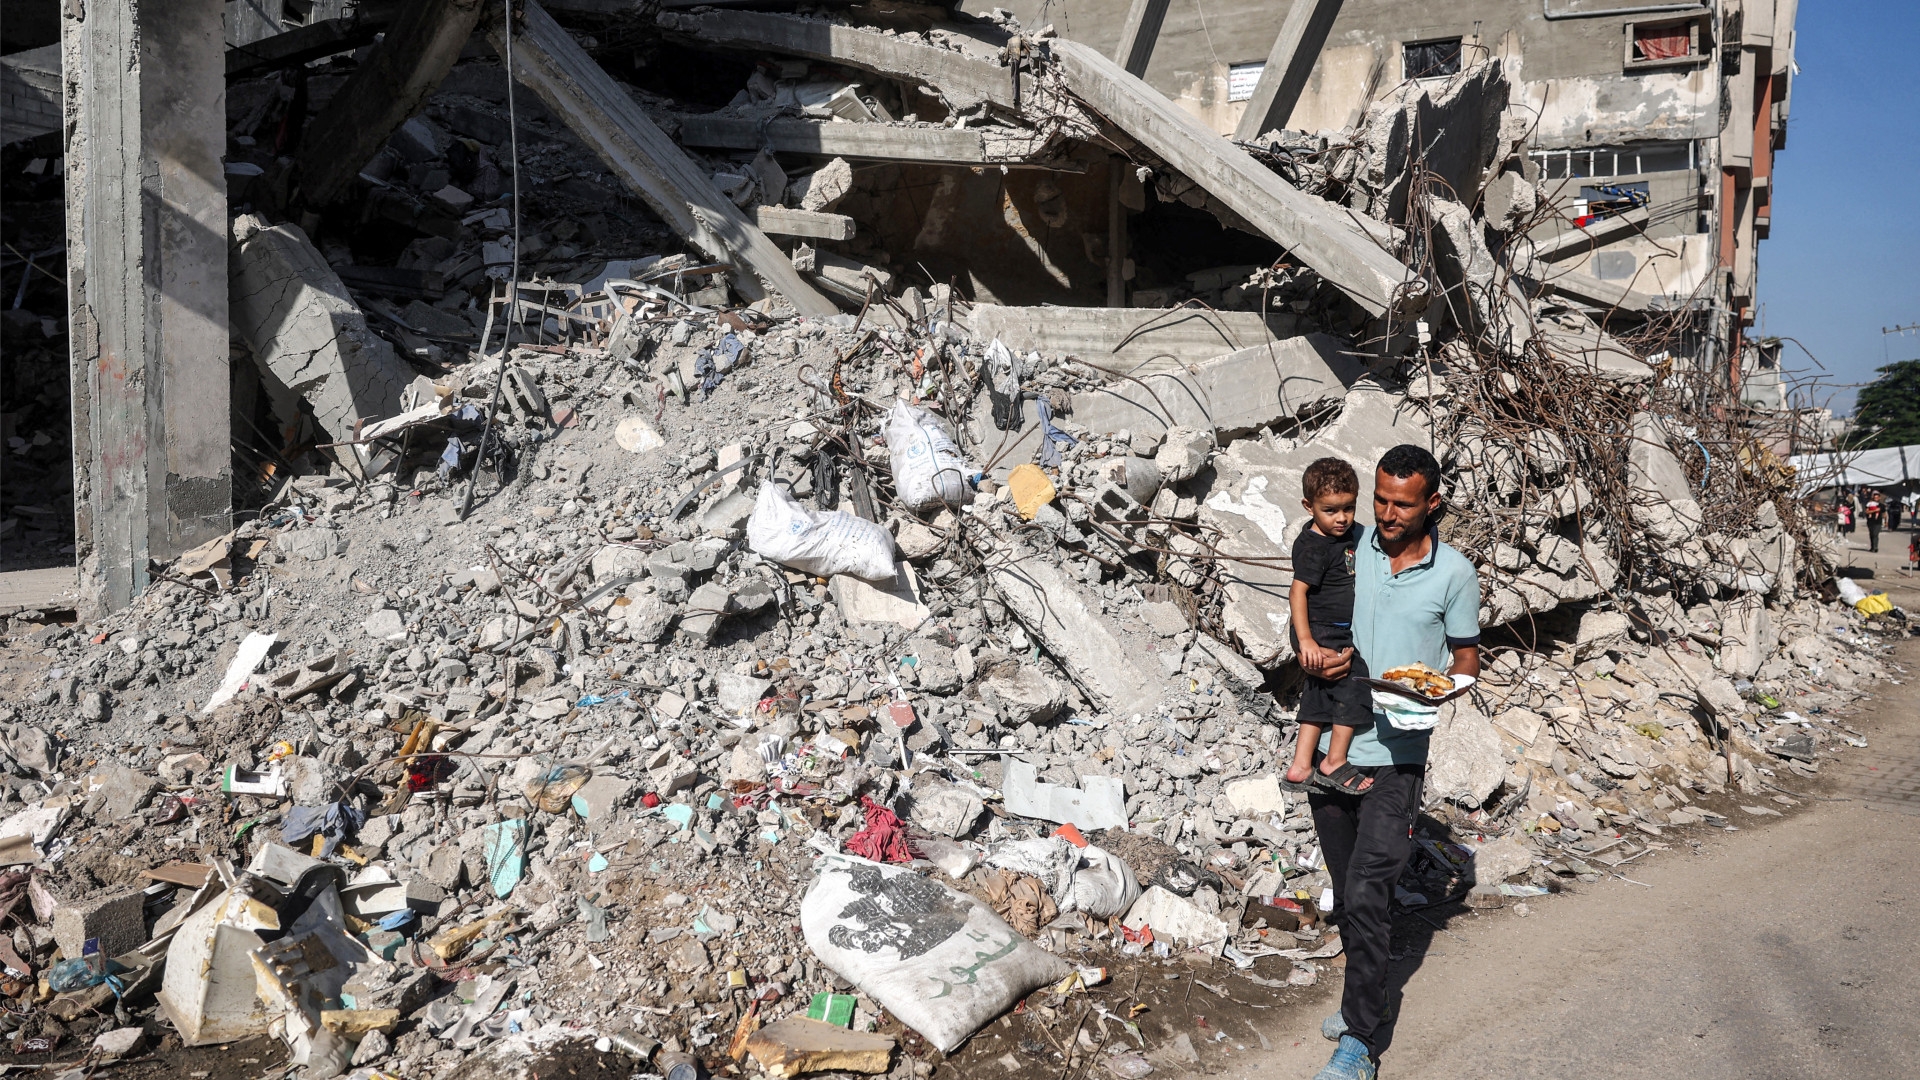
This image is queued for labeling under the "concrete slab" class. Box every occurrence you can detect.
[657,10,1015,111]
[831,562,931,630]
[963,304,1295,378]
[1069,332,1362,440]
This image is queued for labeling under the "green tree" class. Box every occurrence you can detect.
[1848,359,1920,450]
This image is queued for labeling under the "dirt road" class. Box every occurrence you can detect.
[1224,538,1920,1080]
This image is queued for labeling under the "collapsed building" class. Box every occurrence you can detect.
[0,1,1900,1079]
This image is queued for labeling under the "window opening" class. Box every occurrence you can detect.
[1402,38,1462,80]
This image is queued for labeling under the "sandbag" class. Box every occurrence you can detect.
[801,853,1068,1052]
[747,483,897,581]
[885,401,970,511]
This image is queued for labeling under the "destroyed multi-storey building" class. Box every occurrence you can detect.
[1,2,1903,1079]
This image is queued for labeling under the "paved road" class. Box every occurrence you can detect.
[1227,546,1920,1080]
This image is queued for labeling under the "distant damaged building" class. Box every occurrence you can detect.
[974,0,1796,381]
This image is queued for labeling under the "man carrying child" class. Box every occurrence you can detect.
[1299,445,1482,1080]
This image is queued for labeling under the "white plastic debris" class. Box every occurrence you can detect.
[202,631,277,715]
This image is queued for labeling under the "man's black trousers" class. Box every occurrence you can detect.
[1309,764,1426,1056]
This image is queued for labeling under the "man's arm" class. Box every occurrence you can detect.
[1447,643,1480,679]
[1442,559,1481,680]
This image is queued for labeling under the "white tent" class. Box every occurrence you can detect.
[1790,444,1920,491]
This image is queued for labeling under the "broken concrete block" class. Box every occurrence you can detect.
[569,774,632,821]
[1423,698,1505,809]
[830,562,931,630]
[715,672,772,715]
[1469,833,1534,884]
[1155,426,1212,482]
[362,609,407,642]
[984,554,1163,716]
[1574,610,1631,659]
[746,1015,894,1078]
[790,157,853,212]
[679,582,734,642]
[1715,595,1776,679]
[53,888,147,960]
[980,664,1067,724]
[1070,334,1362,441]
[908,781,984,838]
[1626,412,1704,545]
[1482,170,1537,233]
[229,215,414,447]
[1223,775,1286,817]
[84,765,159,821]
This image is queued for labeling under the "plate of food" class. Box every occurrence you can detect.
[1362,663,1477,704]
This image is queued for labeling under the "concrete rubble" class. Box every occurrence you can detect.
[0,1,1895,1078]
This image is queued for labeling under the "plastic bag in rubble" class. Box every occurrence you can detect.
[801,852,1070,1052]
[885,401,971,511]
[987,837,1141,919]
[747,483,897,581]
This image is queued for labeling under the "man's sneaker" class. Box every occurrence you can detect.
[1312,1035,1377,1080]
[1321,1010,1348,1042]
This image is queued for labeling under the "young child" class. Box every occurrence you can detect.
[1282,458,1375,795]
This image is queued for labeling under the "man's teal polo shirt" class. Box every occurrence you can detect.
[1318,525,1481,767]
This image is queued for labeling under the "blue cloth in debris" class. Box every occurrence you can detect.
[282,801,367,859]
[696,333,748,399]
[1035,398,1077,468]
[438,437,466,481]
[374,908,417,931]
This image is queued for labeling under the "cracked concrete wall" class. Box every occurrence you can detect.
[229,214,413,448]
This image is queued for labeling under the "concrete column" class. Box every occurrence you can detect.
[63,0,230,611]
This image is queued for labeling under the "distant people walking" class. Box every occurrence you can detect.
[1891,496,1904,532]
[1837,498,1854,538]
[1864,492,1884,552]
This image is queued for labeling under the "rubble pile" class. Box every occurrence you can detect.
[0,6,1906,1080]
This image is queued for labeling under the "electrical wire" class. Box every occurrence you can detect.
[461,0,525,521]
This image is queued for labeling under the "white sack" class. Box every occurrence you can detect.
[747,483,897,581]
[886,401,970,511]
[801,853,1068,1052]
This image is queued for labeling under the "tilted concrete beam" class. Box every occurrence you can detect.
[656,10,1015,112]
[1529,206,1652,263]
[229,215,415,447]
[1050,41,1415,319]
[296,0,484,207]
[1230,0,1344,142]
[498,0,836,315]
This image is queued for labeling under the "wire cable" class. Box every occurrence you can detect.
[461,0,525,521]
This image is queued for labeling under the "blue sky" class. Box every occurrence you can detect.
[1758,1,1920,416]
